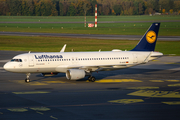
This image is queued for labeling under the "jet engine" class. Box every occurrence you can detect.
[66,69,85,80]
[41,72,59,76]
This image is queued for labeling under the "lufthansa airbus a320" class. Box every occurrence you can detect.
[3,23,163,82]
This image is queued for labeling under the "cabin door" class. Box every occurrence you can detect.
[133,54,138,63]
[28,55,34,67]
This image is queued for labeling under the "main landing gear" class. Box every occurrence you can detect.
[25,73,30,83]
[88,76,96,82]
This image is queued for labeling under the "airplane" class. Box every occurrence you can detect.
[3,23,163,83]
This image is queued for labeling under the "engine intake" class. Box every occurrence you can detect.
[66,69,85,80]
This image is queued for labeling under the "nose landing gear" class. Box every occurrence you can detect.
[25,73,30,83]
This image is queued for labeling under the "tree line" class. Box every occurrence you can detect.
[0,0,180,16]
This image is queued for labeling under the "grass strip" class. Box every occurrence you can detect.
[1,22,180,36]
[0,15,180,22]
[0,35,179,56]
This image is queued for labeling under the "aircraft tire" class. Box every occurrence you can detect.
[91,76,96,82]
[25,78,30,83]
[89,76,96,82]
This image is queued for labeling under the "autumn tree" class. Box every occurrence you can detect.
[102,3,111,15]
[113,4,121,15]
[0,0,9,15]
[21,0,29,15]
[34,0,41,16]
[67,3,76,16]
[145,0,154,14]
[7,0,22,15]
[27,0,34,15]
[59,1,69,16]
[97,4,103,15]
[76,1,84,16]
[174,1,180,13]
[121,1,134,15]
[133,0,139,15]
[0,0,180,16]
[84,1,93,16]
[159,0,174,12]
[138,2,144,15]
[90,0,97,15]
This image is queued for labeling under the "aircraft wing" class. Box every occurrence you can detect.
[56,64,133,72]
[79,64,129,71]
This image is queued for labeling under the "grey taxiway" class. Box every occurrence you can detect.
[1,31,180,41]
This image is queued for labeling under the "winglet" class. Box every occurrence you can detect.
[131,23,160,51]
[60,44,66,52]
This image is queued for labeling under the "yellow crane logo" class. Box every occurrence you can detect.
[146,31,156,43]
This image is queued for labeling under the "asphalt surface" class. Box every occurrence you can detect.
[0,51,180,120]
[1,31,180,41]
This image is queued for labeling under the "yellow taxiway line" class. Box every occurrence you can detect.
[96,79,142,83]
[108,99,144,104]
[162,101,180,105]
[127,86,159,90]
[128,90,180,98]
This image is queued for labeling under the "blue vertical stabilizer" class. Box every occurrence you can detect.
[131,23,160,51]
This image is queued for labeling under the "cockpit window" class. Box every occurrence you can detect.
[11,59,22,62]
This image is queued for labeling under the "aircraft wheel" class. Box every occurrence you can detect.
[88,76,91,81]
[91,76,96,82]
[88,76,96,82]
[25,78,30,83]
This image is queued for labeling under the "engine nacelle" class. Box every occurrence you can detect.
[66,69,85,80]
[41,72,59,76]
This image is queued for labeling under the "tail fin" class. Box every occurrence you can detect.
[131,23,160,51]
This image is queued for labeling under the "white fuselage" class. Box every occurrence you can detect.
[3,51,160,74]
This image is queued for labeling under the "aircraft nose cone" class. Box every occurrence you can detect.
[3,62,11,71]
